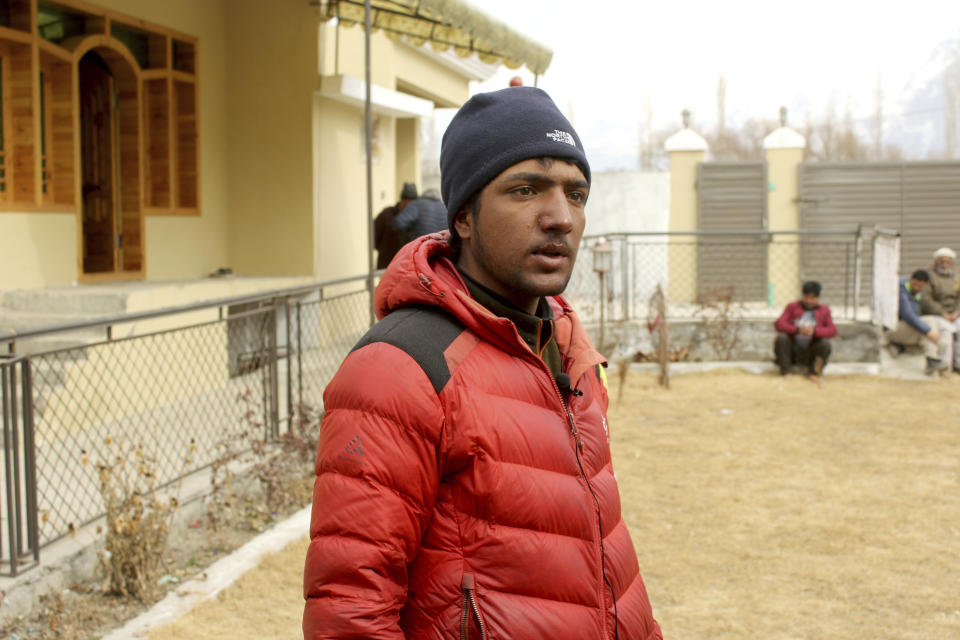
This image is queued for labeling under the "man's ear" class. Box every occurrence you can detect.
[453,205,473,240]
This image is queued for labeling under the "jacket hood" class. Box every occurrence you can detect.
[375,232,604,379]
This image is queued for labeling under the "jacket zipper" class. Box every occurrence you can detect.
[551,373,619,640]
[550,374,584,451]
[461,573,487,640]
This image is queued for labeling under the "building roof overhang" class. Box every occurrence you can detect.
[318,74,435,117]
[318,0,553,76]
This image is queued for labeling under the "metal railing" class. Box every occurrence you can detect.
[0,275,371,576]
[565,228,895,326]
[0,227,899,576]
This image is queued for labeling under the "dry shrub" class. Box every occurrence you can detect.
[693,285,745,360]
[251,403,322,515]
[95,435,183,601]
[204,424,249,532]
[205,390,321,532]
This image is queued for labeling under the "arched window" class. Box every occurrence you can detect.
[0,0,199,276]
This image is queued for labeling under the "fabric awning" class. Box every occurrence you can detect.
[319,0,553,76]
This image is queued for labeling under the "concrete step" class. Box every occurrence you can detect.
[878,345,950,380]
[0,308,108,357]
[1,287,130,314]
[0,309,111,333]
[5,335,101,357]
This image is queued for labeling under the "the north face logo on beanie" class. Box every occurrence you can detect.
[546,130,576,146]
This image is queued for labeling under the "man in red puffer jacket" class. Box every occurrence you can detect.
[303,87,662,640]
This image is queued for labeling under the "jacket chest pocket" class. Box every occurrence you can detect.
[460,573,488,640]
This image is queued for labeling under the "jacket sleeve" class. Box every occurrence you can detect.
[774,303,797,335]
[814,306,837,338]
[898,285,931,335]
[303,343,444,639]
[392,200,419,232]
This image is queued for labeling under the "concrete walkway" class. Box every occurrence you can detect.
[631,348,937,381]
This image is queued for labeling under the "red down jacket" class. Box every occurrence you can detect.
[303,233,662,640]
[774,301,837,339]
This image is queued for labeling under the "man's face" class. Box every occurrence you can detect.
[910,278,927,293]
[934,256,954,274]
[801,293,819,309]
[454,158,588,314]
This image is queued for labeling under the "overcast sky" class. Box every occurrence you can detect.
[460,0,960,169]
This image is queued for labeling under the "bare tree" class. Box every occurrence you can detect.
[946,58,959,159]
[836,100,867,160]
[716,75,727,137]
[637,91,658,170]
[704,109,777,161]
[873,72,884,160]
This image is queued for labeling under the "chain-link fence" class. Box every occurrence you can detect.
[0,276,372,576]
[0,227,898,576]
[565,229,891,326]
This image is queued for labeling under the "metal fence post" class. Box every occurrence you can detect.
[2,359,27,576]
[267,302,281,441]
[296,301,303,419]
[21,359,39,568]
[844,242,851,320]
[284,297,293,432]
[1,360,13,575]
[10,361,23,574]
[620,236,630,322]
[853,227,863,321]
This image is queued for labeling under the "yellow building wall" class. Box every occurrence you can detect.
[667,150,704,303]
[0,0,230,288]
[767,147,805,306]
[224,0,318,277]
[0,214,77,289]
[1,3,475,291]
[319,23,397,87]
[314,96,399,280]
[392,44,470,107]
[94,0,231,280]
[396,118,421,191]
[313,22,471,280]
[326,24,468,107]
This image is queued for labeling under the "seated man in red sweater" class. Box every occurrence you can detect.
[774,281,837,381]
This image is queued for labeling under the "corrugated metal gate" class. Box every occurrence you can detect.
[900,163,960,268]
[697,162,767,301]
[799,161,960,305]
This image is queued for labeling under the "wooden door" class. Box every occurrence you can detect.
[79,54,117,274]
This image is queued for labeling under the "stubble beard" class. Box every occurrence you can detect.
[479,240,577,300]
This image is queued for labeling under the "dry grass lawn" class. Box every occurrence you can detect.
[149,369,960,640]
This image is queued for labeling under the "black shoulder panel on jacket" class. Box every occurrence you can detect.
[351,306,465,394]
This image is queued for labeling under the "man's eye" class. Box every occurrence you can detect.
[568,191,586,203]
[514,186,536,196]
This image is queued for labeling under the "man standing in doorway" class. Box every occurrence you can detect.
[392,187,448,239]
[373,182,417,269]
[303,87,662,639]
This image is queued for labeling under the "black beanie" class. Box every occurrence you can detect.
[440,86,590,232]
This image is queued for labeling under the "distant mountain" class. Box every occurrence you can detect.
[885,38,960,159]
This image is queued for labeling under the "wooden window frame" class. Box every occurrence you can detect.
[0,0,200,219]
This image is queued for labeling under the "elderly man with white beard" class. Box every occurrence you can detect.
[920,247,960,372]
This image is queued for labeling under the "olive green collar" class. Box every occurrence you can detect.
[457,269,561,377]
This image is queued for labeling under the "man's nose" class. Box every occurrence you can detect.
[539,187,574,232]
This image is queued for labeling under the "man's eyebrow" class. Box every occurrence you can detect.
[500,172,589,190]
